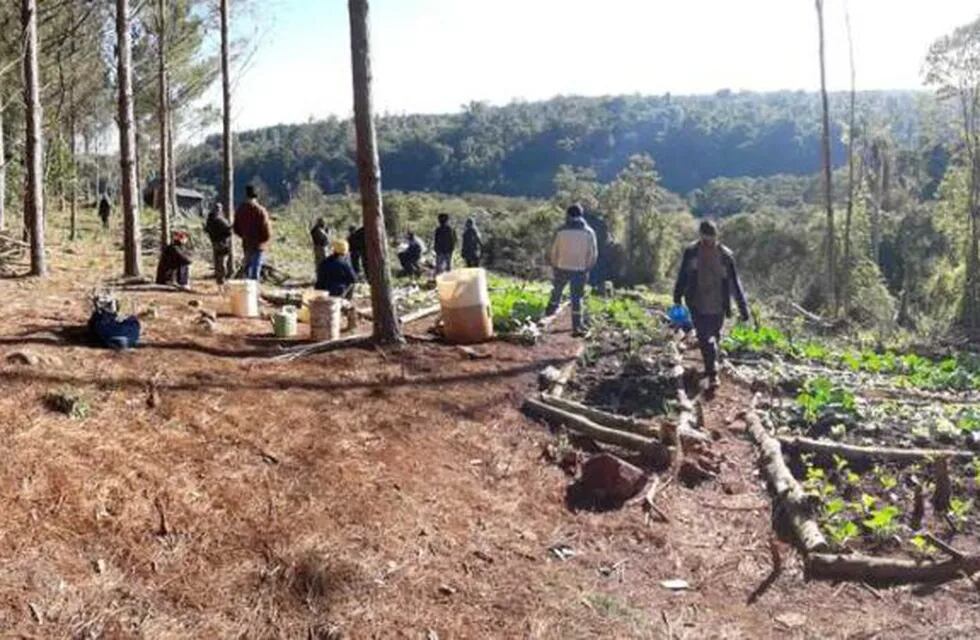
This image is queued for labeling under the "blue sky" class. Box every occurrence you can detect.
[228,0,979,132]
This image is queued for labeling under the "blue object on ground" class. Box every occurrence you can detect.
[668,304,693,329]
[88,309,141,350]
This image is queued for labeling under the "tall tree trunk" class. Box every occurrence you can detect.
[842,5,857,312]
[68,31,78,242]
[22,0,45,276]
[116,0,142,277]
[158,0,172,248]
[220,0,235,263]
[167,106,178,217]
[348,0,402,345]
[816,0,836,313]
[0,92,5,232]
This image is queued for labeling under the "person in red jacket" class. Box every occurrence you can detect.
[233,184,272,280]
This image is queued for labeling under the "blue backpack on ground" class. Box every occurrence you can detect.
[88,308,141,350]
[667,304,693,330]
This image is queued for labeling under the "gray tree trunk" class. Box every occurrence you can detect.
[348,0,402,344]
[22,0,45,276]
[158,0,172,247]
[116,0,142,277]
[0,91,6,232]
[842,7,857,312]
[221,0,235,263]
[816,0,836,312]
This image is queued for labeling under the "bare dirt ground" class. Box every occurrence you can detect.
[0,234,978,638]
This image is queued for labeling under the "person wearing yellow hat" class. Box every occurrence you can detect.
[315,238,357,298]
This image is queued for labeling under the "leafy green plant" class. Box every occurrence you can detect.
[948,497,972,529]
[909,535,937,555]
[489,282,549,334]
[862,505,901,539]
[795,377,857,423]
[826,520,859,547]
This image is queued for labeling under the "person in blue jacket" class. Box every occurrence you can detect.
[315,239,357,299]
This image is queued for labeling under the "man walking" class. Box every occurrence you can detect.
[461,217,483,268]
[673,219,749,388]
[98,194,112,230]
[433,213,457,275]
[204,203,233,285]
[545,204,597,337]
[233,184,272,281]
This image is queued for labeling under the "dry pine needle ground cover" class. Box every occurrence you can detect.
[0,220,977,638]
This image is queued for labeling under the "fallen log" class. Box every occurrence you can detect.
[401,304,441,325]
[548,342,586,398]
[539,395,658,436]
[777,436,976,464]
[269,333,372,362]
[523,397,670,465]
[113,283,201,295]
[745,400,828,554]
[807,552,980,584]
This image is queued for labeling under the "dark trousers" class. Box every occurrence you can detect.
[213,248,232,285]
[435,252,453,274]
[350,250,363,275]
[693,313,725,375]
[546,269,588,332]
[399,252,421,276]
[314,245,327,272]
[464,255,480,268]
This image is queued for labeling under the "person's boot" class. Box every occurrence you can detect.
[707,372,720,389]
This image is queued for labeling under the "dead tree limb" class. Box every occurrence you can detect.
[745,401,828,553]
[807,552,980,584]
[523,397,670,465]
[777,436,976,465]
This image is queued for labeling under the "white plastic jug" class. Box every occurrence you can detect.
[435,268,493,344]
[309,297,344,341]
[228,280,259,318]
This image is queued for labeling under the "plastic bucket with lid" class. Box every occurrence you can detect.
[309,297,344,342]
[228,280,259,317]
[436,268,493,344]
[298,290,331,323]
[272,306,298,338]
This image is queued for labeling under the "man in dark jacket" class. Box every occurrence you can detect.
[348,225,366,276]
[398,231,424,277]
[156,231,193,287]
[316,239,357,298]
[233,184,273,280]
[310,218,330,270]
[673,219,749,388]
[204,203,233,285]
[461,218,483,268]
[433,213,457,274]
[98,195,112,230]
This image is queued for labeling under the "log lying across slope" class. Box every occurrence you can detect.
[807,552,980,584]
[778,436,976,464]
[744,400,828,554]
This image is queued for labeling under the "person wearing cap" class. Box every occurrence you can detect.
[310,218,330,270]
[156,231,194,288]
[545,204,598,336]
[204,202,233,285]
[315,238,358,299]
[461,217,484,268]
[233,184,273,280]
[433,213,457,275]
[673,219,749,388]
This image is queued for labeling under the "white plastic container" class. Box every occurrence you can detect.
[228,279,259,318]
[298,290,331,324]
[435,268,493,344]
[309,297,344,341]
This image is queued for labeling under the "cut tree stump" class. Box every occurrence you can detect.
[523,397,670,465]
[745,400,828,554]
[777,436,976,465]
[807,552,980,584]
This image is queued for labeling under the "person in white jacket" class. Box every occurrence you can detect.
[545,204,597,336]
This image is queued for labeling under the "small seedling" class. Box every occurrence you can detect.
[43,387,90,420]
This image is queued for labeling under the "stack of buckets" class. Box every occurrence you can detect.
[228,280,259,317]
[436,268,493,344]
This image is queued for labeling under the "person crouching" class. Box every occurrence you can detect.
[156,231,193,288]
[316,239,357,300]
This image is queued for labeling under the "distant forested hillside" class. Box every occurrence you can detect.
[180,91,940,204]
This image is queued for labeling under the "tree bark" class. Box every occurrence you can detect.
[157,0,172,248]
[807,552,980,584]
[842,7,857,312]
[0,90,5,232]
[116,0,142,277]
[22,0,45,276]
[777,435,976,465]
[348,0,402,344]
[220,0,235,263]
[68,32,78,242]
[815,0,836,313]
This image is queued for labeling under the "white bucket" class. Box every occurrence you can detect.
[310,297,344,342]
[435,268,493,344]
[298,290,331,324]
[228,280,259,317]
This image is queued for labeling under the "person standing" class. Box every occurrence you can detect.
[204,203,233,285]
[433,213,457,274]
[233,184,272,280]
[311,217,330,270]
[672,219,749,389]
[98,194,112,230]
[348,225,366,277]
[461,217,483,268]
[545,204,597,337]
